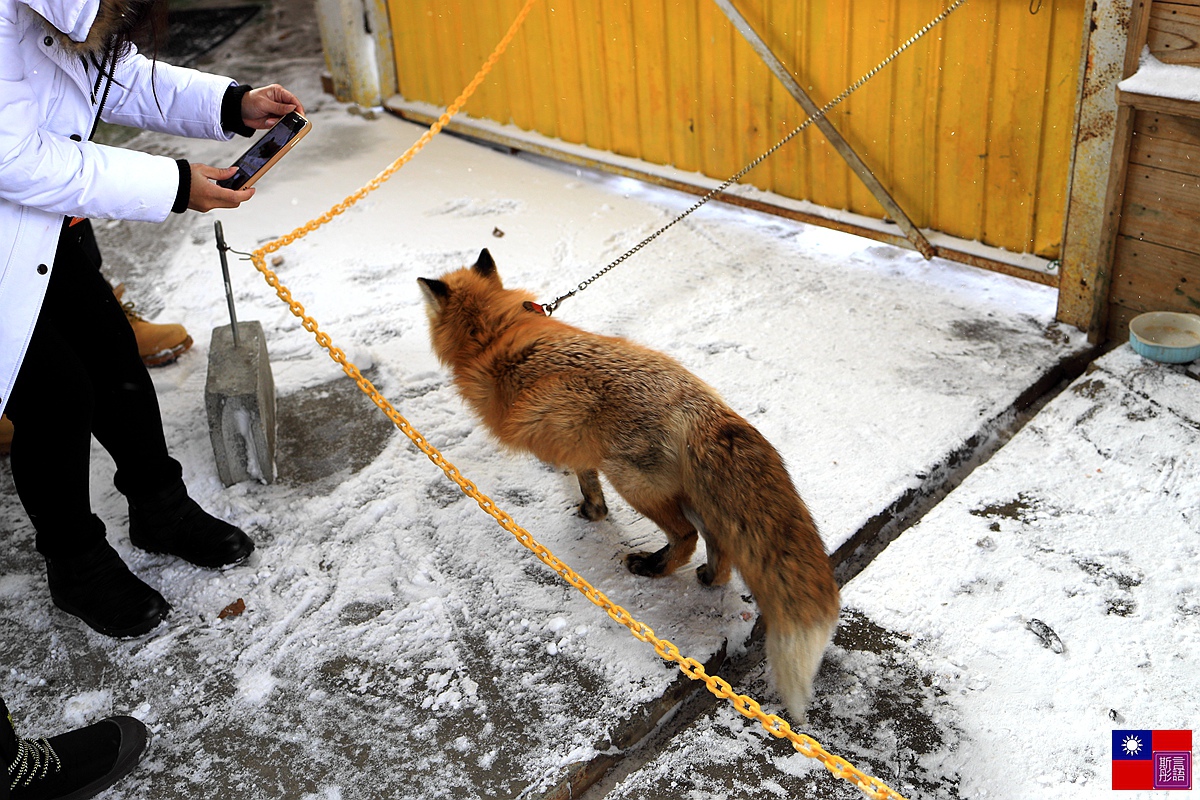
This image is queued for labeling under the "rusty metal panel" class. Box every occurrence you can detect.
[318,0,396,106]
[386,0,1086,259]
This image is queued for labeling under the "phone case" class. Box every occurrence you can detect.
[220,115,312,190]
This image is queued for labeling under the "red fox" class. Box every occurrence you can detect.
[418,250,840,721]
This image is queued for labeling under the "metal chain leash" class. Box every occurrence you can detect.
[239,1,926,796]
[537,0,968,316]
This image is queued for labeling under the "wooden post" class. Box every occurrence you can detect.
[1057,0,1149,341]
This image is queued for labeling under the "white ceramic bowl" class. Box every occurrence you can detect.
[1129,311,1200,364]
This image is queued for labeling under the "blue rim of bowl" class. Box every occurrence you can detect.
[1129,312,1200,364]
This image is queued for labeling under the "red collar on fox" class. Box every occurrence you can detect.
[523,301,548,316]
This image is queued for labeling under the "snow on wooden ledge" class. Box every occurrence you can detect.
[1118,46,1200,104]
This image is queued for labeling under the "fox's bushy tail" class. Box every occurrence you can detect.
[684,409,839,722]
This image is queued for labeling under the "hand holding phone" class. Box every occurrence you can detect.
[216,111,311,190]
[241,85,305,129]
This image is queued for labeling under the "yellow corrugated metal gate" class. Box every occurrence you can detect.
[386,0,1085,265]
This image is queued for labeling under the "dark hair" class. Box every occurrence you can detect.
[91,0,168,112]
[89,0,164,68]
[126,0,169,62]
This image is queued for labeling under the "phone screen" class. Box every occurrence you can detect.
[217,112,309,190]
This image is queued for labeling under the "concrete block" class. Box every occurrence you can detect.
[205,321,277,486]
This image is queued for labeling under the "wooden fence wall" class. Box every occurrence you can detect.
[389,0,1086,259]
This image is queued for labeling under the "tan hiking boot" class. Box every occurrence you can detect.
[119,298,194,368]
[0,414,11,456]
[112,283,194,367]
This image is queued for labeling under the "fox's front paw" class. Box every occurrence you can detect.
[578,498,608,521]
[696,563,717,587]
[625,546,669,577]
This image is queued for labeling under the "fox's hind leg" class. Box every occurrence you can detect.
[621,497,699,578]
[695,529,733,587]
[681,506,732,587]
[576,469,609,521]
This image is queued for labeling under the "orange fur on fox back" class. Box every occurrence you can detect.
[419,251,839,721]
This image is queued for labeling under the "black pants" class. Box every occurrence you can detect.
[4,220,181,559]
[0,692,13,796]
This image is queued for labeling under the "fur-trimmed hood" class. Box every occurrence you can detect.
[26,0,155,58]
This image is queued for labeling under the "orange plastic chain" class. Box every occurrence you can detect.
[246,1,908,797]
[250,0,539,261]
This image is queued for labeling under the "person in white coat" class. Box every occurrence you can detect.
[1,0,306,795]
[0,0,302,637]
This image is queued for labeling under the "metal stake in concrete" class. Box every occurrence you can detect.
[216,221,241,348]
[205,221,278,485]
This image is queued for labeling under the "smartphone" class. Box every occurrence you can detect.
[216,111,311,190]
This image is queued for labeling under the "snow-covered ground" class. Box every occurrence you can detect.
[601,346,1200,800]
[4,2,1195,799]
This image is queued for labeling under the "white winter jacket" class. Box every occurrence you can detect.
[0,0,239,415]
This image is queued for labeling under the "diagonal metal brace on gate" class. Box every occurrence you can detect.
[713,0,937,260]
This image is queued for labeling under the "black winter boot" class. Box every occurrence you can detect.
[128,480,253,568]
[4,714,147,800]
[44,528,170,639]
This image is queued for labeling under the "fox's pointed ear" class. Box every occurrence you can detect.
[418,277,450,310]
[472,248,497,280]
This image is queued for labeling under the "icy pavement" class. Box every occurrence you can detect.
[0,101,1093,799]
[599,347,1199,800]
[0,1,1144,797]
